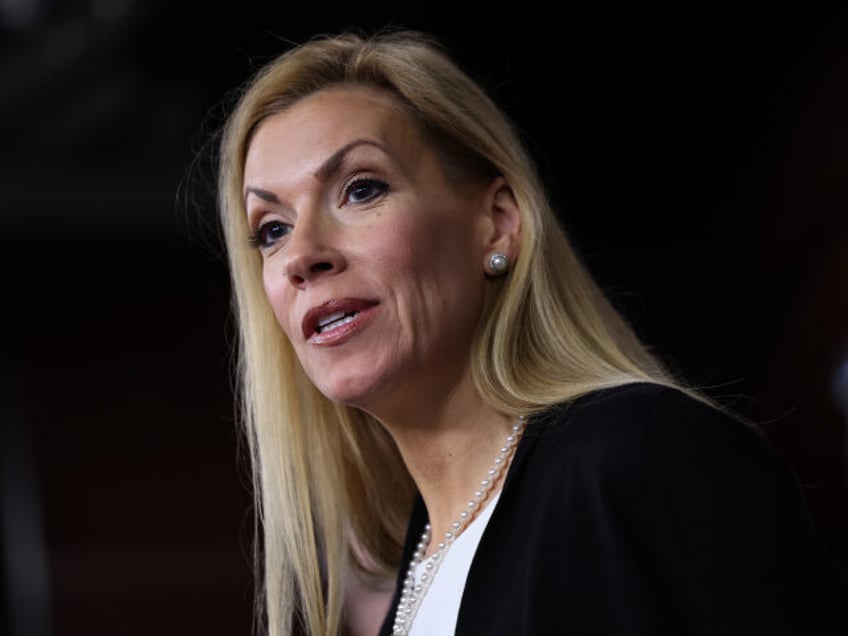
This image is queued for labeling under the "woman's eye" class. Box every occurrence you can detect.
[344,178,388,204]
[248,220,291,249]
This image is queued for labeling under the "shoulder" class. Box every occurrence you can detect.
[524,381,791,485]
[502,383,848,632]
[533,381,762,444]
[534,381,737,432]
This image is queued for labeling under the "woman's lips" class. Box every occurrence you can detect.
[302,298,378,345]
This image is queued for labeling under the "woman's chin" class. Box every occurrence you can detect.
[313,374,389,412]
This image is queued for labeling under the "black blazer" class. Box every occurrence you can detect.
[379,383,848,635]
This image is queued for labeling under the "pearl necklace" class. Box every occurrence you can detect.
[391,415,527,636]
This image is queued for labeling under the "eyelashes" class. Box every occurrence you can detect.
[246,177,390,250]
[343,177,389,205]
[247,220,291,249]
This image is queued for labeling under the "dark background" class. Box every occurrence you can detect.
[2,2,847,634]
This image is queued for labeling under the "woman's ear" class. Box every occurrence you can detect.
[480,176,521,276]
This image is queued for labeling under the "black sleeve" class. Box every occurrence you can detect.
[640,388,848,634]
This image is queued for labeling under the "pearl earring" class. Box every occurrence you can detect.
[488,252,509,275]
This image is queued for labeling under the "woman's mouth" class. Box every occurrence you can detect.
[315,310,359,334]
[302,298,378,345]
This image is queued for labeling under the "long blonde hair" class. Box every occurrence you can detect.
[217,28,679,635]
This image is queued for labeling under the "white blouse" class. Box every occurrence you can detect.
[408,490,502,635]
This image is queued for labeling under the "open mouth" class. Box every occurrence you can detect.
[302,298,378,341]
[315,310,359,334]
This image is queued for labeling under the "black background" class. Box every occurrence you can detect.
[2,2,847,634]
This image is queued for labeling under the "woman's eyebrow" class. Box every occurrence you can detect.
[243,139,391,203]
[244,186,279,203]
[314,139,389,182]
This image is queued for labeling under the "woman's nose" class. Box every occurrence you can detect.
[283,211,345,289]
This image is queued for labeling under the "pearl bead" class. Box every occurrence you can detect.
[390,414,528,635]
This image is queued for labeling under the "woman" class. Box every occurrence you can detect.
[215,29,847,635]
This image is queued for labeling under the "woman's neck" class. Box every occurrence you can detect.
[374,369,517,556]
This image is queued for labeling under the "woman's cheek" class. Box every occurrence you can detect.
[262,276,293,339]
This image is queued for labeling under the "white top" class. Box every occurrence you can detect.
[408,490,502,635]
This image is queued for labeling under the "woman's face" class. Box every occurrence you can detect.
[242,86,499,417]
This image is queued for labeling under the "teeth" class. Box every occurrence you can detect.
[317,311,346,328]
[315,310,357,334]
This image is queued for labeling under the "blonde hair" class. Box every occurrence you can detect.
[217,28,680,635]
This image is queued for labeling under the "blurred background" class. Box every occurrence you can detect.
[2,2,847,634]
